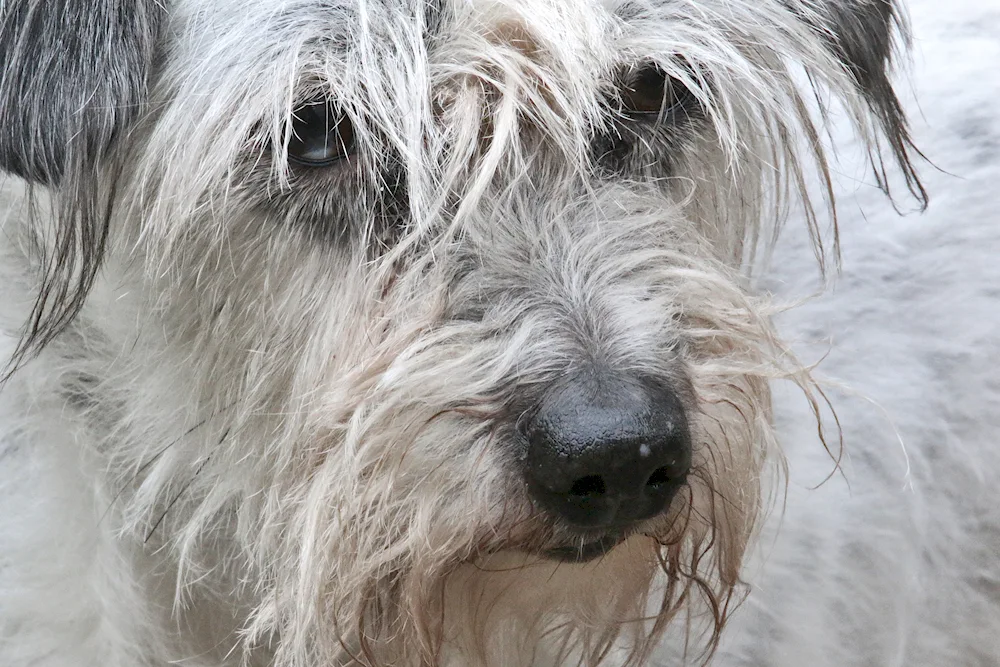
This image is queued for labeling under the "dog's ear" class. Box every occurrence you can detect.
[795,0,927,205]
[0,0,161,183]
[0,1,162,371]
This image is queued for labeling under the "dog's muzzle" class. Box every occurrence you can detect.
[522,370,691,560]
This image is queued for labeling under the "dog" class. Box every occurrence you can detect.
[0,0,932,665]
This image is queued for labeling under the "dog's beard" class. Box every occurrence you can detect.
[112,197,791,666]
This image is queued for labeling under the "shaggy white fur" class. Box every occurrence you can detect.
[2,0,988,666]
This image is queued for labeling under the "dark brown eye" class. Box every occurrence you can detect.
[620,64,695,117]
[287,101,356,167]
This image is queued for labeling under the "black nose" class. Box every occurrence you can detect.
[523,373,691,530]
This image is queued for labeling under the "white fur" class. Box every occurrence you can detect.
[2,0,987,665]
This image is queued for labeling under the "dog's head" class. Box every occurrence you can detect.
[1,1,922,664]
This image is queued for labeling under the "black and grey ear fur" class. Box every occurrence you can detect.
[0,0,161,183]
[794,0,928,206]
[0,0,162,371]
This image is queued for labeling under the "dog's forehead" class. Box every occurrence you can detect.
[156,0,772,139]
[166,0,721,71]
[173,0,632,36]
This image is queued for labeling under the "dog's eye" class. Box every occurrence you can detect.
[621,65,695,117]
[287,101,356,167]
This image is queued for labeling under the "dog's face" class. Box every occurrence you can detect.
[0,1,921,665]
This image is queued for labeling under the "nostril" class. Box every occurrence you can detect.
[645,466,671,490]
[569,474,606,498]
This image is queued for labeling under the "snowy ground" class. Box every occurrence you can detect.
[661,0,1000,664]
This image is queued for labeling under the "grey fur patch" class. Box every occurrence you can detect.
[0,0,161,182]
[790,0,927,206]
[0,0,162,375]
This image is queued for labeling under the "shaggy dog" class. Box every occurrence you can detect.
[0,0,926,665]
